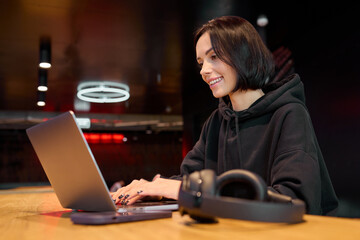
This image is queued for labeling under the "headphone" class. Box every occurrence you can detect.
[178,169,305,223]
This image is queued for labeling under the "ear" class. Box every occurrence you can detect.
[216,169,267,201]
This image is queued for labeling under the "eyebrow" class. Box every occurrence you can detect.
[196,47,214,61]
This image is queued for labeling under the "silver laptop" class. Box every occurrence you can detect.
[26,111,178,213]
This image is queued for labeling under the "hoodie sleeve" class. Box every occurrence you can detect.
[177,110,223,176]
[268,104,338,215]
[169,110,222,180]
[168,134,206,180]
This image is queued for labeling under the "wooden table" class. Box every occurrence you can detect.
[1,187,360,240]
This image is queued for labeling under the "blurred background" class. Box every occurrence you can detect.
[0,0,359,217]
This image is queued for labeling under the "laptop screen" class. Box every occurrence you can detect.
[26,111,117,212]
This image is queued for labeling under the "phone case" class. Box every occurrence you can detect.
[70,211,172,225]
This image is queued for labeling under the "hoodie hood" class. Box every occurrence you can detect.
[219,74,306,121]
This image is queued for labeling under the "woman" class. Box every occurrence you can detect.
[111,16,338,215]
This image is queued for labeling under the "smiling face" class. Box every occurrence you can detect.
[196,32,238,99]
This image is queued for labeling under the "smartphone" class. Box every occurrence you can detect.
[70,211,172,225]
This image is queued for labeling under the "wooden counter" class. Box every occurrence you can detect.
[1,187,359,240]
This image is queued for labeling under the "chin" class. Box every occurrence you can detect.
[211,91,226,99]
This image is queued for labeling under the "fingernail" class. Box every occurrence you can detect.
[124,200,129,206]
[118,194,124,199]
[124,194,130,199]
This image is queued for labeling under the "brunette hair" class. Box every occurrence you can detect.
[194,16,275,91]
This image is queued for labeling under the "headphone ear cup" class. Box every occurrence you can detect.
[187,171,201,192]
[186,169,216,196]
[198,169,216,196]
[185,169,217,223]
[216,169,267,201]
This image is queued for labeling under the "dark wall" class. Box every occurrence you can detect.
[263,1,360,217]
[286,2,360,217]
[0,130,47,184]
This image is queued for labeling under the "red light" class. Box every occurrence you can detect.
[83,133,125,144]
[85,133,100,143]
[113,134,124,143]
[90,119,100,123]
[100,133,112,143]
[89,134,100,140]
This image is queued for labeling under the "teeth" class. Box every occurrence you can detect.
[209,77,222,85]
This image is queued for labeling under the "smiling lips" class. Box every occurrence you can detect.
[208,77,223,87]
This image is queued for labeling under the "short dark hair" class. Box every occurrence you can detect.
[194,16,275,91]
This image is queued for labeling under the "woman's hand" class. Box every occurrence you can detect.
[110,174,181,205]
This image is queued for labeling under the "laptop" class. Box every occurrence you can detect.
[26,111,178,214]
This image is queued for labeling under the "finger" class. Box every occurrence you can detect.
[113,179,140,200]
[114,179,148,204]
[152,174,161,181]
[113,191,126,204]
[118,190,143,205]
[125,193,144,205]
[113,186,131,203]
[115,189,133,204]
[119,193,132,205]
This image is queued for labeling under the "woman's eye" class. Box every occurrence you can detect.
[210,55,217,60]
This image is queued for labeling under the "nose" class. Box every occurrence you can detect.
[200,61,211,76]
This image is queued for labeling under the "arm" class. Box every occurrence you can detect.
[268,105,338,215]
[178,112,218,176]
[112,112,217,205]
[112,123,209,205]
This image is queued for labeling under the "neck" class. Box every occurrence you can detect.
[229,89,264,111]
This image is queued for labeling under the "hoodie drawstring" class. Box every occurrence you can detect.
[222,119,230,172]
[222,114,242,171]
[234,116,242,169]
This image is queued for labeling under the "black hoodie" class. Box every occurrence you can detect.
[179,73,338,215]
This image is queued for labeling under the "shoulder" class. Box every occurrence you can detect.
[273,102,311,123]
[270,102,315,144]
[272,103,318,153]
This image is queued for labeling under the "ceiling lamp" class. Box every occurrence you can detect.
[257,14,269,27]
[39,37,51,69]
[37,91,46,106]
[38,68,48,91]
[77,81,130,103]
